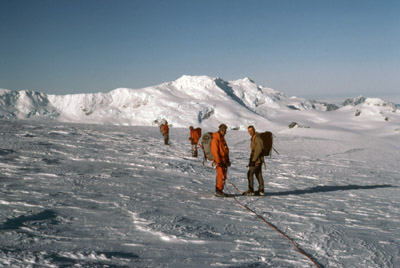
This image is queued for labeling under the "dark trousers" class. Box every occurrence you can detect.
[164,134,169,145]
[247,164,264,192]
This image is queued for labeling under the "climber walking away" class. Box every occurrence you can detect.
[160,121,169,145]
[211,124,230,197]
[189,126,202,157]
[243,125,265,196]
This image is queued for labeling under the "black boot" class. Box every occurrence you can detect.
[242,189,255,196]
[255,190,265,196]
[215,187,228,197]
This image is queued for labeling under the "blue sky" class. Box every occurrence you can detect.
[1,0,399,99]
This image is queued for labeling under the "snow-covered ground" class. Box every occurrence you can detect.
[1,116,399,267]
[1,75,399,266]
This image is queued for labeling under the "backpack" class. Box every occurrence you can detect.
[259,131,273,157]
[191,128,202,144]
[200,132,214,163]
[158,119,167,134]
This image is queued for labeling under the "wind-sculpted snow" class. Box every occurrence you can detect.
[0,119,399,267]
[4,76,397,130]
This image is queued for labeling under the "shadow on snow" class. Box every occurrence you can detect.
[0,209,58,231]
[268,184,397,197]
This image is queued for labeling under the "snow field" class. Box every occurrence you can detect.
[0,119,399,267]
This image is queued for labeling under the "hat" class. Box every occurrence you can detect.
[219,124,228,130]
[189,126,193,129]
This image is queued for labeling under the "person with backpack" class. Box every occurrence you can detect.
[242,125,265,196]
[189,126,202,157]
[211,124,230,197]
[161,121,169,145]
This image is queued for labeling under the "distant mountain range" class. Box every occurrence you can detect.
[0,75,398,130]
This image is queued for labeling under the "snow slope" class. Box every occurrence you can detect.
[0,89,59,120]
[4,75,396,132]
[1,75,399,267]
[0,117,399,267]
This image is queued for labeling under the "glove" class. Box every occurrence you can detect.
[227,160,231,167]
[249,161,256,167]
[218,162,226,168]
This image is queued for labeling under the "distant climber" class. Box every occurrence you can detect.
[160,121,169,145]
[211,124,230,197]
[242,125,265,196]
[189,126,202,157]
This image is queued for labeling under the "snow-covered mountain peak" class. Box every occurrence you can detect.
[231,77,256,84]
[0,89,59,119]
[362,98,397,113]
[243,77,255,83]
[172,75,219,90]
[342,96,396,110]
[1,76,399,131]
[230,78,258,92]
[343,96,366,106]
[364,97,388,106]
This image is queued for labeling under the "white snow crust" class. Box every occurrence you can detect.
[1,76,400,267]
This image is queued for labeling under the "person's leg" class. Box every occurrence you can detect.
[255,164,264,193]
[192,144,197,157]
[193,144,198,157]
[215,166,224,192]
[247,166,256,192]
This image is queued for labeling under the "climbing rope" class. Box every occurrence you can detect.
[175,142,320,266]
[225,178,321,268]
